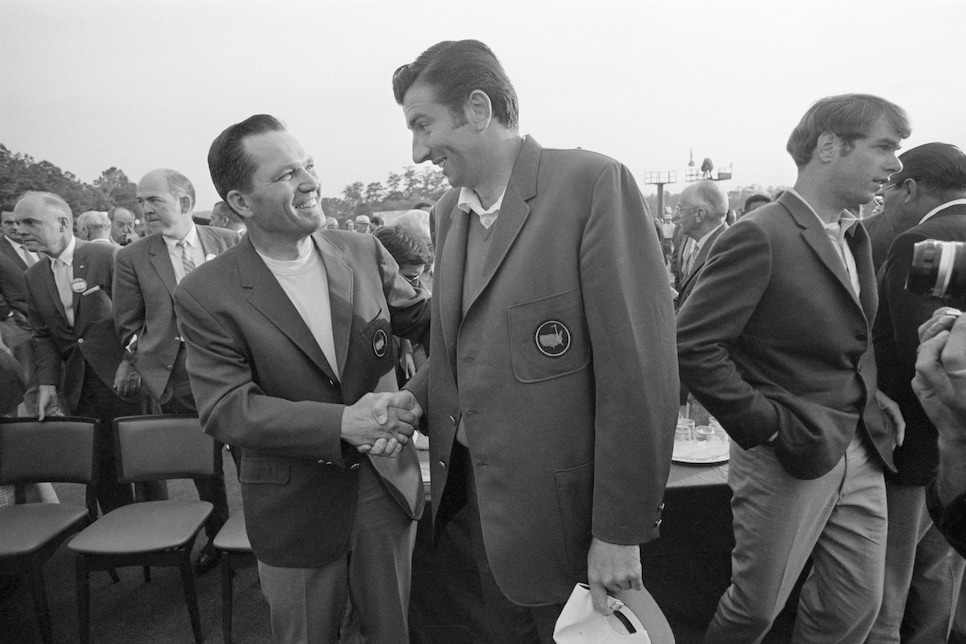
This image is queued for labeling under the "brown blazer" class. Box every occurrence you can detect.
[173,231,430,567]
[677,191,895,479]
[113,226,239,400]
[407,137,679,605]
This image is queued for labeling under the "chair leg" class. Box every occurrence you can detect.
[221,553,233,644]
[179,549,205,644]
[75,556,91,644]
[25,559,53,644]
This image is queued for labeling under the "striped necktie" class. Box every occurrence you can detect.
[177,240,195,279]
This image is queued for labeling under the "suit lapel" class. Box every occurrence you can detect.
[678,223,726,294]
[71,241,88,322]
[437,203,469,368]
[148,234,179,297]
[462,137,539,315]
[239,237,339,383]
[312,233,352,379]
[780,193,862,309]
[38,257,67,323]
[1,238,28,271]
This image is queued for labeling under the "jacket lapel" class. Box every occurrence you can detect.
[147,234,179,297]
[312,233,352,379]
[38,257,67,323]
[239,237,339,383]
[70,241,88,322]
[437,202,469,370]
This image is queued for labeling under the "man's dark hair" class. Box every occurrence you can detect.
[392,40,519,128]
[744,193,771,211]
[209,114,286,202]
[890,142,966,196]
[374,225,433,267]
[786,94,911,168]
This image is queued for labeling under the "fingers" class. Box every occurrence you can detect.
[588,581,614,616]
[919,307,962,342]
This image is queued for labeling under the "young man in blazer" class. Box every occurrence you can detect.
[113,168,238,572]
[677,94,910,642]
[15,191,141,513]
[394,40,678,642]
[174,114,430,643]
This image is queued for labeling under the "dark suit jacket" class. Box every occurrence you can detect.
[114,226,239,400]
[0,253,28,320]
[675,222,728,309]
[24,239,129,410]
[407,137,678,605]
[173,231,430,567]
[874,201,966,485]
[677,191,895,480]
[0,236,30,272]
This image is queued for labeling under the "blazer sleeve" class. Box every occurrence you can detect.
[174,284,349,464]
[676,220,781,447]
[112,248,144,352]
[581,162,678,544]
[25,273,62,387]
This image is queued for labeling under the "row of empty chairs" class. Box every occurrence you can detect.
[0,415,252,644]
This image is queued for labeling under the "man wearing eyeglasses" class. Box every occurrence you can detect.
[869,142,966,643]
[673,180,729,309]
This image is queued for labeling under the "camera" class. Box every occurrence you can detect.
[907,240,966,299]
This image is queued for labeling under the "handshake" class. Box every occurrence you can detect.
[341,390,424,458]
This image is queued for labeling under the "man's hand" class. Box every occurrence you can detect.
[913,308,966,431]
[342,391,422,458]
[37,384,63,421]
[875,389,905,447]
[398,340,417,380]
[587,537,643,616]
[113,360,141,398]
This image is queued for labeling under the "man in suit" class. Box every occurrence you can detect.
[870,142,966,643]
[393,40,678,642]
[677,94,910,643]
[14,191,141,512]
[1,205,41,415]
[673,179,729,309]
[108,207,138,246]
[76,211,115,244]
[113,168,238,572]
[209,201,246,236]
[174,114,430,643]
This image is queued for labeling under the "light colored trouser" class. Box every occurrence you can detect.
[867,482,965,643]
[706,434,887,644]
[256,458,417,644]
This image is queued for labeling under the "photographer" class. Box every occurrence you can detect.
[915,308,966,558]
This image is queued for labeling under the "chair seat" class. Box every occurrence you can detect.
[0,504,89,556]
[68,501,212,555]
[212,513,251,553]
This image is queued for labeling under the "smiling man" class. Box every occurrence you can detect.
[173,114,430,643]
[393,40,678,642]
[677,94,911,642]
[112,168,238,572]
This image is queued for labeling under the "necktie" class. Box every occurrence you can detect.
[177,240,195,279]
[21,246,36,267]
[683,240,698,278]
[52,258,74,326]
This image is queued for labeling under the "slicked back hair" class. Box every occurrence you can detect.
[209,114,286,203]
[786,94,911,169]
[393,40,519,129]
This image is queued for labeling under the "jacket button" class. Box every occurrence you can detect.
[317,459,333,465]
[448,415,457,425]
[438,460,447,471]
[77,338,84,344]
[657,502,665,512]
[654,518,663,528]
[856,332,868,342]
[349,463,360,470]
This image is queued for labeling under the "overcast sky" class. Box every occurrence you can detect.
[2,0,964,210]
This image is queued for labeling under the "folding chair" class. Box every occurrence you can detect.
[68,414,217,644]
[212,512,254,644]
[0,417,99,644]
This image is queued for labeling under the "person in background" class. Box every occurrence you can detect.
[209,200,247,236]
[323,216,339,230]
[677,94,909,643]
[109,207,138,246]
[353,214,373,234]
[113,168,239,573]
[869,142,966,643]
[742,192,771,214]
[673,180,729,310]
[394,39,677,642]
[0,204,39,415]
[76,211,114,243]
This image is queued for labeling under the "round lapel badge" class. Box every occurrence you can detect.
[534,320,571,358]
[71,278,88,293]
[372,328,388,358]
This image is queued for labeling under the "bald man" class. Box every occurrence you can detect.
[673,180,730,309]
[109,207,138,246]
[76,211,114,243]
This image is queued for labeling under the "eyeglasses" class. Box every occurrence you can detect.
[674,204,701,215]
[402,270,424,287]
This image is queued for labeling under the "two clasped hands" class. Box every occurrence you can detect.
[341,390,423,458]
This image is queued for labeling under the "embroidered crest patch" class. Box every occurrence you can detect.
[534,320,571,358]
[372,329,388,357]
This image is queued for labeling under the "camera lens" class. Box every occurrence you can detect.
[907,240,966,298]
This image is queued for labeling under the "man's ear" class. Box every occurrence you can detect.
[226,191,253,221]
[466,89,493,132]
[900,178,918,204]
[816,132,838,162]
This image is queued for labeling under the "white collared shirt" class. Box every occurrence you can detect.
[788,189,861,297]
[918,198,966,226]
[457,187,507,228]
[163,225,205,283]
